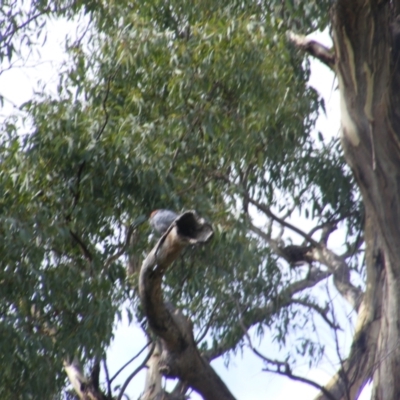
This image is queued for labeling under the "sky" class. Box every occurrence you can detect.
[0,20,371,400]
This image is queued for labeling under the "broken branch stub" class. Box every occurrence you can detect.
[143,210,213,277]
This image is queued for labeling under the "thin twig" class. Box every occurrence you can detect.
[2,7,51,42]
[103,358,112,398]
[66,161,86,221]
[292,299,341,330]
[196,302,220,344]
[95,67,120,140]
[104,225,134,271]
[110,341,152,383]
[213,173,319,246]
[95,75,112,140]
[69,229,93,262]
[262,363,337,400]
[327,285,351,400]
[246,195,319,246]
[117,342,155,400]
[235,298,336,400]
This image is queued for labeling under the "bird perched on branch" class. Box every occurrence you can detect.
[149,209,179,235]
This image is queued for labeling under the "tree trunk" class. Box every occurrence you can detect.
[330,1,400,399]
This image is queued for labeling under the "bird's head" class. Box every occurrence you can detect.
[149,210,159,219]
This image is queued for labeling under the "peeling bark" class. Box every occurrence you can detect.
[64,357,107,400]
[329,1,400,399]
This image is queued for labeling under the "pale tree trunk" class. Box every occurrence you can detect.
[317,1,400,399]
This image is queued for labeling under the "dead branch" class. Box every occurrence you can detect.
[139,211,234,400]
[287,31,335,70]
[118,343,155,400]
[110,341,152,384]
[64,356,107,400]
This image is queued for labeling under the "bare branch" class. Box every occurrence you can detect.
[117,343,155,400]
[246,195,318,246]
[234,298,337,400]
[252,216,363,311]
[287,31,335,70]
[95,71,116,140]
[110,341,152,384]
[139,211,235,400]
[314,303,379,400]
[64,356,107,400]
[103,359,112,399]
[217,175,363,310]
[196,302,220,344]
[206,266,331,361]
[262,361,337,400]
[213,177,318,245]
[320,223,338,245]
[340,234,364,259]
[292,298,341,330]
[69,229,93,263]
[315,215,384,400]
[308,246,364,311]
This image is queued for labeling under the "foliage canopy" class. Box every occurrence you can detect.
[1,0,362,398]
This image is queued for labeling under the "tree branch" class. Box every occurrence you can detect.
[117,343,155,400]
[287,31,335,70]
[292,298,341,330]
[64,356,107,400]
[102,359,112,399]
[262,361,337,400]
[315,214,384,400]
[110,341,152,385]
[69,229,93,263]
[234,298,337,400]
[250,217,363,311]
[206,266,331,361]
[2,7,51,42]
[308,246,364,311]
[196,302,220,345]
[139,211,235,400]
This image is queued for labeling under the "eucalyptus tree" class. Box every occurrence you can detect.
[1,1,396,399]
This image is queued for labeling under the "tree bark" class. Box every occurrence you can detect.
[330,1,400,399]
[139,211,235,400]
[314,214,383,400]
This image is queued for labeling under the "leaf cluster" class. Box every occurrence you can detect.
[0,0,362,397]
